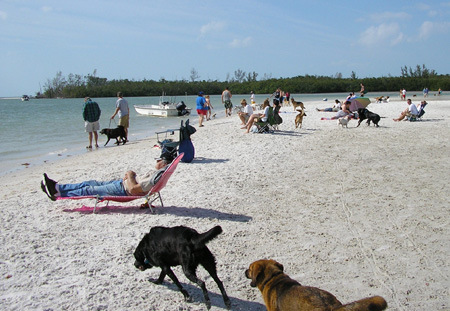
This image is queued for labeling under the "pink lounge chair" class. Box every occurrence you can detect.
[57,153,184,213]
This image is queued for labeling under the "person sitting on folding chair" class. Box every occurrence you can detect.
[41,152,174,201]
[393,99,418,121]
[241,101,270,133]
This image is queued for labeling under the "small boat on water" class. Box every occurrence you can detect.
[134,96,191,117]
[21,95,30,101]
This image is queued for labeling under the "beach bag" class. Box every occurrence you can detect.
[178,119,196,163]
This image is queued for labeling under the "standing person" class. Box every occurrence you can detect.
[401,88,406,101]
[205,95,213,121]
[221,87,233,116]
[285,91,290,103]
[270,87,281,107]
[423,87,429,98]
[360,83,365,96]
[82,97,101,149]
[250,91,255,105]
[111,92,129,142]
[196,91,207,127]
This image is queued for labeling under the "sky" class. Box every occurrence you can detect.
[1,0,450,97]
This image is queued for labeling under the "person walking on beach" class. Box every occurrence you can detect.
[222,87,233,116]
[401,88,406,101]
[196,91,207,127]
[111,92,129,141]
[41,152,174,201]
[360,83,365,96]
[205,95,213,121]
[82,97,101,149]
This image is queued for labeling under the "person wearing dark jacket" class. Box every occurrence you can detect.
[82,97,101,149]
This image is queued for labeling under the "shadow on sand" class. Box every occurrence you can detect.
[63,204,252,222]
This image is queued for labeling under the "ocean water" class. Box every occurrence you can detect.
[0,91,443,176]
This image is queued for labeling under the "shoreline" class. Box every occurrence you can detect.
[0,99,449,310]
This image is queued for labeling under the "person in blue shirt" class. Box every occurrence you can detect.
[196,91,207,127]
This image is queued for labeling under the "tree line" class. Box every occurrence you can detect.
[41,65,448,98]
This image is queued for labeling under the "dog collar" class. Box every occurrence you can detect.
[144,258,150,265]
[260,271,283,291]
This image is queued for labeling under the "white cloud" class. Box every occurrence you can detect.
[418,21,450,39]
[370,12,410,21]
[42,6,53,13]
[359,23,404,47]
[0,10,7,20]
[200,21,225,36]
[229,37,252,48]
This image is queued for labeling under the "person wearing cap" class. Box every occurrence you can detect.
[40,152,174,200]
[196,91,207,127]
[82,96,101,149]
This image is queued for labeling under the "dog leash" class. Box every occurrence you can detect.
[108,119,118,128]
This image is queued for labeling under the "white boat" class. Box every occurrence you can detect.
[21,95,30,101]
[134,97,191,117]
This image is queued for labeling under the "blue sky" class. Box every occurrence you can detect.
[1,0,449,97]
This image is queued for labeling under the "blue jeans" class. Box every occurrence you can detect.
[58,180,128,197]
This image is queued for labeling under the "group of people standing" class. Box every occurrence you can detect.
[82,92,129,149]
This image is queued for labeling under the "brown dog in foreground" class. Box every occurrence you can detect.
[291,98,305,111]
[245,259,387,311]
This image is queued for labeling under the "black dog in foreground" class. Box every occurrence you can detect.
[357,108,381,127]
[100,125,127,146]
[134,226,231,310]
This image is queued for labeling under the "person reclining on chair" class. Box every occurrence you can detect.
[241,101,270,133]
[41,152,174,201]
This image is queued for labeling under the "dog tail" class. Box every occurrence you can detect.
[333,296,387,311]
[193,226,223,245]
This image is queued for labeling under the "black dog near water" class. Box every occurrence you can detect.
[100,125,127,146]
[134,225,231,310]
[357,108,381,127]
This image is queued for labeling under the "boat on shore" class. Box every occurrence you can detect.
[134,96,191,117]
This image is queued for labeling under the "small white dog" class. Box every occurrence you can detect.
[337,117,349,128]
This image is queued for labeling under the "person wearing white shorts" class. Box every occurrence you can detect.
[83,97,101,149]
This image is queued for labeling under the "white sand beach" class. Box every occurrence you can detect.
[0,98,449,310]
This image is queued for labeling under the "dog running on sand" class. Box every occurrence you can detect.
[134,225,231,310]
[245,259,387,311]
[337,117,349,128]
[295,106,307,129]
[357,108,381,127]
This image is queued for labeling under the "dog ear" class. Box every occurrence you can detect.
[272,260,284,272]
[249,264,264,287]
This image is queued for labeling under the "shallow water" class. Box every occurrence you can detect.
[0,91,444,175]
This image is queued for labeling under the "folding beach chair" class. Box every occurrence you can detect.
[255,106,282,133]
[255,107,274,133]
[408,102,427,122]
[57,153,184,213]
